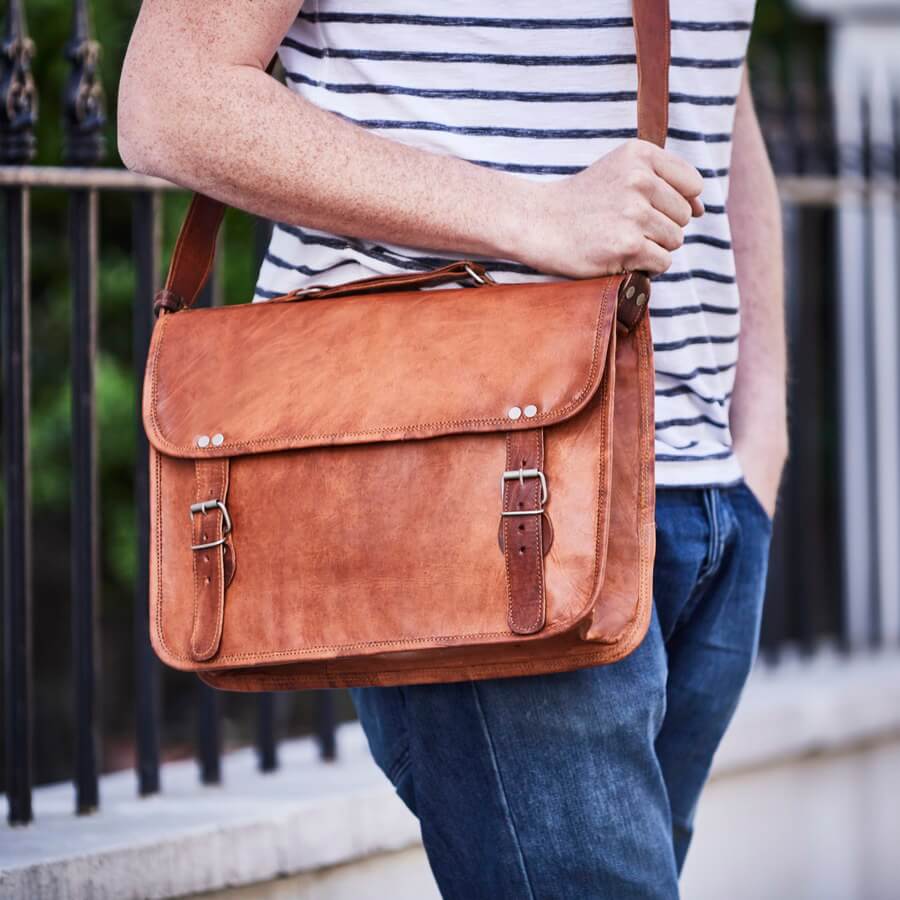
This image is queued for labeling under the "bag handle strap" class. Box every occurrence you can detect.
[154,1,671,314]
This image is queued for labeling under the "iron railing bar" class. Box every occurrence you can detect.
[316,692,337,762]
[0,165,177,190]
[1,167,893,206]
[69,186,100,814]
[2,184,34,826]
[196,682,222,785]
[132,189,161,795]
[256,694,278,773]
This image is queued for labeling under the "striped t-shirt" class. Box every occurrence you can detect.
[254,1,756,488]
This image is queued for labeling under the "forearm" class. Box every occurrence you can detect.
[728,70,789,459]
[119,0,704,281]
[119,57,530,263]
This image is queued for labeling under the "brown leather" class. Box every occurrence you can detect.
[153,288,184,317]
[502,430,547,635]
[270,260,496,304]
[634,0,670,148]
[146,279,620,458]
[142,1,668,691]
[189,458,231,661]
[617,272,653,334]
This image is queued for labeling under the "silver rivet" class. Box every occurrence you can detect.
[211,433,224,446]
[635,292,648,307]
[523,404,538,418]
[625,285,636,300]
[508,406,522,420]
[196,435,210,448]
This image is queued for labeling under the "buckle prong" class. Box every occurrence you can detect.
[499,468,548,517]
[189,499,232,550]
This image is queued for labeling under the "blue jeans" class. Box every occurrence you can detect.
[350,480,773,899]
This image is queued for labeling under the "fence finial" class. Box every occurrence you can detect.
[0,0,38,164]
[63,0,106,165]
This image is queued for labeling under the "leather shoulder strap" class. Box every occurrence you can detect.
[633,0,671,147]
[156,2,671,312]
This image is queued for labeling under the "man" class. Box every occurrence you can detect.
[119,2,787,896]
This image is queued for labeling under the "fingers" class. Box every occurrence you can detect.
[644,207,684,252]
[647,144,705,215]
[628,239,672,276]
[649,179,694,228]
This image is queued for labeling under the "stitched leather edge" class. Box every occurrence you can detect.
[143,277,620,458]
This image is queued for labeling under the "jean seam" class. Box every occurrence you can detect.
[387,745,412,786]
[470,682,537,900]
[693,488,719,587]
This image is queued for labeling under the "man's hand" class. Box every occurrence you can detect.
[520,140,705,278]
[734,439,784,521]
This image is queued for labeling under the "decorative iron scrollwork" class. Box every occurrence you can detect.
[0,0,38,164]
[63,0,106,165]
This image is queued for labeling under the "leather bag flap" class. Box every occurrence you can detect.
[143,275,620,459]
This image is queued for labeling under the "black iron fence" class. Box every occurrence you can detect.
[1,1,897,830]
[1,1,337,827]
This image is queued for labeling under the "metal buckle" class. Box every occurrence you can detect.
[499,468,548,517]
[463,263,496,286]
[189,499,232,550]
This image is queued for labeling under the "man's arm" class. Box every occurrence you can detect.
[728,69,790,518]
[117,0,704,280]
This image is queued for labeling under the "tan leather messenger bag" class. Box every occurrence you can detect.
[143,0,670,691]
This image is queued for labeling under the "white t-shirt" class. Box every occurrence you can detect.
[254,1,757,488]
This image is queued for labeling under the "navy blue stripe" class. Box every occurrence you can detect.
[657,384,732,406]
[286,71,739,108]
[668,128,731,144]
[656,414,729,431]
[655,361,737,380]
[274,224,538,275]
[254,285,289,300]
[654,333,739,352]
[656,448,734,462]
[685,234,732,249]
[670,92,737,106]
[671,20,752,32]
[650,302,738,318]
[297,12,634,29]
[260,252,360,278]
[655,270,736,285]
[671,56,744,69]
[348,117,730,144]
[468,159,585,176]
[282,38,636,66]
[276,223,431,270]
[350,118,638,139]
[696,167,730,178]
[283,38,743,70]
[702,204,727,215]
[296,12,750,32]
[287,71,639,103]
[469,160,731,178]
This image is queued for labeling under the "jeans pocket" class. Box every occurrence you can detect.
[736,478,774,531]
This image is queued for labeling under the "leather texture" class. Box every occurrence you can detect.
[501,429,548,635]
[143,0,668,690]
